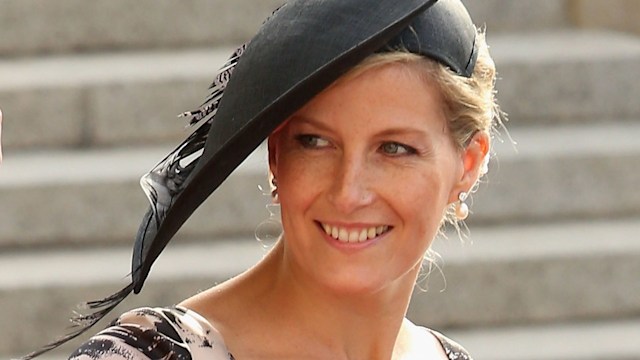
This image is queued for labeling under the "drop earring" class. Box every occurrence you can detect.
[455,192,469,220]
[271,177,278,200]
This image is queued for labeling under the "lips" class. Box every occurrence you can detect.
[319,222,391,243]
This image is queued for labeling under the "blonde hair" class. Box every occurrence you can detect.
[337,31,500,150]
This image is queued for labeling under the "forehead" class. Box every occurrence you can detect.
[289,62,446,130]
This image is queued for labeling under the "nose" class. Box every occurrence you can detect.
[327,154,375,214]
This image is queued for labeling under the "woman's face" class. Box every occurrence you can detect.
[269,62,479,295]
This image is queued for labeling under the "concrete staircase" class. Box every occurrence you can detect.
[1,1,639,359]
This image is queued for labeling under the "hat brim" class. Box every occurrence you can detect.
[132,0,478,292]
[132,0,447,291]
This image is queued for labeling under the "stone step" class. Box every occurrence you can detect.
[464,0,571,33]
[2,30,640,150]
[2,219,638,357]
[491,30,640,125]
[2,121,639,248]
[0,48,234,149]
[0,0,283,57]
[0,143,271,248]
[473,121,640,224]
[449,318,640,360]
[0,0,569,57]
[408,219,640,327]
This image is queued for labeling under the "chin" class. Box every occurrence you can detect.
[313,266,419,298]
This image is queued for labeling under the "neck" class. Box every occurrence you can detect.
[251,241,421,359]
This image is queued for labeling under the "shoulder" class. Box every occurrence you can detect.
[429,329,474,360]
[69,306,233,360]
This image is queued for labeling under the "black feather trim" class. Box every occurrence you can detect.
[131,42,249,293]
[129,4,283,296]
[19,37,251,360]
[183,43,247,126]
[17,283,134,360]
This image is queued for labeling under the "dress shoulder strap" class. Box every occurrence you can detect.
[430,329,473,360]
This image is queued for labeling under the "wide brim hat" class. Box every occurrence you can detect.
[135,0,478,291]
[25,0,478,358]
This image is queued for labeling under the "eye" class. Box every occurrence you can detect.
[380,142,417,156]
[295,134,330,149]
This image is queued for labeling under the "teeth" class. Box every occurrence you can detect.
[358,229,368,242]
[321,223,390,243]
[348,231,359,243]
[339,228,348,242]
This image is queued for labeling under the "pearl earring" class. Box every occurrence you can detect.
[271,177,278,199]
[455,192,469,220]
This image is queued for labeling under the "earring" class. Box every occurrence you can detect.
[271,177,278,199]
[455,192,469,220]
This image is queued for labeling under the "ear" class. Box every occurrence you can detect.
[448,131,490,203]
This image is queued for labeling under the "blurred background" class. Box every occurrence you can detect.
[1,0,639,359]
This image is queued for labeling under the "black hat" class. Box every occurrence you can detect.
[133,0,477,294]
[25,0,478,358]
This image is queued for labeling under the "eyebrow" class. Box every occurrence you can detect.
[286,115,333,132]
[376,127,431,138]
[290,115,435,139]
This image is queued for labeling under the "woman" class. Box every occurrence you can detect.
[24,0,500,359]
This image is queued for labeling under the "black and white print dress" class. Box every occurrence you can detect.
[69,307,472,360]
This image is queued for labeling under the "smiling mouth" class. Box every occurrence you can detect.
[317,222,391,243]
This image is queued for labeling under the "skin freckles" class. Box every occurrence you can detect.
[267,62,484,296]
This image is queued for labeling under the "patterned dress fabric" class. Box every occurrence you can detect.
[69,307,472,360]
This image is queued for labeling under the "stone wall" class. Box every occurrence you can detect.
[571,0,640,35]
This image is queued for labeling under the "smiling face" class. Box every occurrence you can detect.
[268,61,481,295]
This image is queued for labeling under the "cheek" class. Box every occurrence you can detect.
[393,177,450,271]
[275,150,326,212]
[401,175,448,226]
[389,161,457,236]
